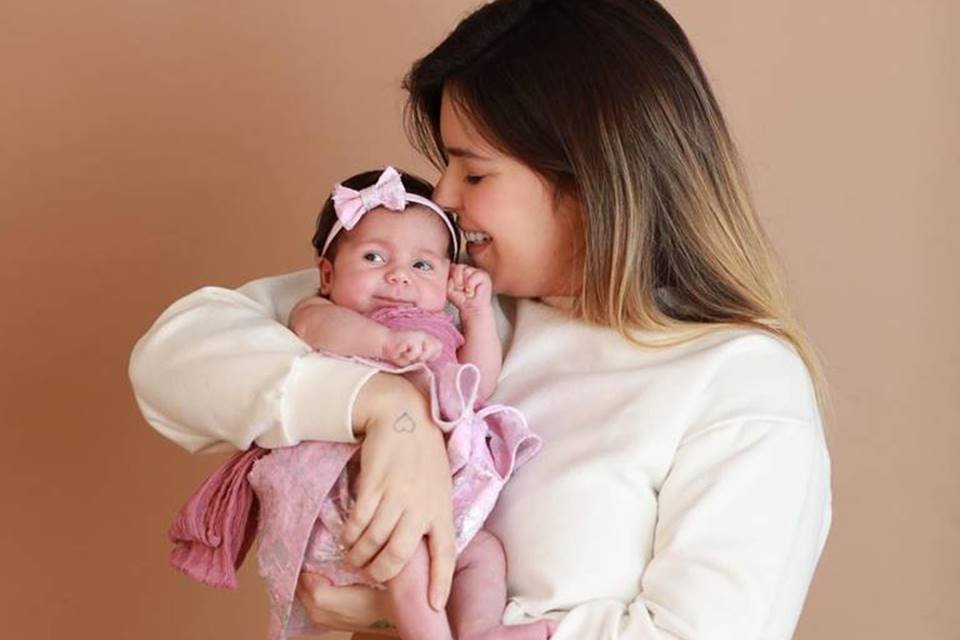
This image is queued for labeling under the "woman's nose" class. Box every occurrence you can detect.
[431,168,459,211]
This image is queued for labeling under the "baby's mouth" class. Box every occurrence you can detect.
[373,295,415,307]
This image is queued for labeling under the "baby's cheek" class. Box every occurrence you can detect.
[426,279,451,310]
[440,267,455,286]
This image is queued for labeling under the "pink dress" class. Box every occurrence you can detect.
[246,306,541,639]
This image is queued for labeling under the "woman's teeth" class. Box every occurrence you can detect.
[464,230,492,244]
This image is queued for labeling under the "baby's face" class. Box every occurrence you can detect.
[319,206,452,313]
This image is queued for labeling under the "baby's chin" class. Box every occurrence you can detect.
[367,297,448,314]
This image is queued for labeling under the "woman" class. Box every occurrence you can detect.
[130,1,831,638]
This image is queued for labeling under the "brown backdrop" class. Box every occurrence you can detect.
[1,1,956,638]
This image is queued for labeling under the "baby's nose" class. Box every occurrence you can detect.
[386,268,410,285]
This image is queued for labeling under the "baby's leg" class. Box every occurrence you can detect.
[386,540,453,640]
[448,529,555,640]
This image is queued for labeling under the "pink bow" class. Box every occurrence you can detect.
[331,166,407,230]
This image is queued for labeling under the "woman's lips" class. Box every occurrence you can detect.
[466,241,491,260]
[463,229,492,244]
[463,229,492,260]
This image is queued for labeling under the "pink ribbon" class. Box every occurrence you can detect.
[320,166,460,259]
[331,166,407,230]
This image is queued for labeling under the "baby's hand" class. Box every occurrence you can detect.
[381,330,443,367]
[447,264,493,318]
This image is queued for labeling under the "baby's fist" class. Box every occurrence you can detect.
[381,330,442,367]
[447,264,493,316]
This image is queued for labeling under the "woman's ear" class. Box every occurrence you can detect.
[316,256,334,295]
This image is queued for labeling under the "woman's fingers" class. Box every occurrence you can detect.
[341,489,382,547]
[296,571,398,634]
[427,521,457,611]
[297,571,330,599]
[365,511,423,583]
[346,498,404,569]
[296,572,338,626]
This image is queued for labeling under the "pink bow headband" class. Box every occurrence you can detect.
[320,166,459,259]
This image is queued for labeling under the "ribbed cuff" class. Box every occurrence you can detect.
[278,352,379,445]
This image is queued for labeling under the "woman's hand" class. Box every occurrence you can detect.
[295,572,398,637]
[345,373,457,610]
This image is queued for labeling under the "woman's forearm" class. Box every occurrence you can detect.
[350,371,429,437]
[129,272,378,451]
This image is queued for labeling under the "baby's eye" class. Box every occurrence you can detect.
[413,260,434,272]
[464,175,484,185]
[363,252,385,264]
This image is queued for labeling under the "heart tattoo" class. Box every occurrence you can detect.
[393,411,416,433]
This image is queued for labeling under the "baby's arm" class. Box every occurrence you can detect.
[290,297,442,366]
[289,296,390,359]
[459,311,501,402]
[447,265,502,402]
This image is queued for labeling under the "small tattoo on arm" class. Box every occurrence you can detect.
[369,618,396,629]
[393,411,416,433]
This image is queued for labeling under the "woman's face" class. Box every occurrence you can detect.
[432,91,582,299]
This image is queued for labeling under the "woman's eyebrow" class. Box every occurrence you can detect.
[445,146,494,161]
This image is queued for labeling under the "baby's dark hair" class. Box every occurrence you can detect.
[311,168,458,262]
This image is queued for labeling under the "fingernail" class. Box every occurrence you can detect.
[430,589,446,611]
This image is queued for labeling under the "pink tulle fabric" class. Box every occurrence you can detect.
[168,446,269,588]
[169,306,541,640]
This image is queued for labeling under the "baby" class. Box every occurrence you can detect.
[277,166,553,640]
[291,165,498,398]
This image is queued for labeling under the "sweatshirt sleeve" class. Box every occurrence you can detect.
[548,414,832,640]
[548,330,832,640]
[128,270,379,453]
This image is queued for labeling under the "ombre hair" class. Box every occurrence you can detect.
[403,0,826,406]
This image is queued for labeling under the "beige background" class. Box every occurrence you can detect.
[1,1,956,638]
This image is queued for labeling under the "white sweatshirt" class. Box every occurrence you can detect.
[129,269,831,640]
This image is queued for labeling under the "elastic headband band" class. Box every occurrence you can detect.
[320,166,459,259]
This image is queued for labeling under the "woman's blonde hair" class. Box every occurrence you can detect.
[404,0,827,407]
